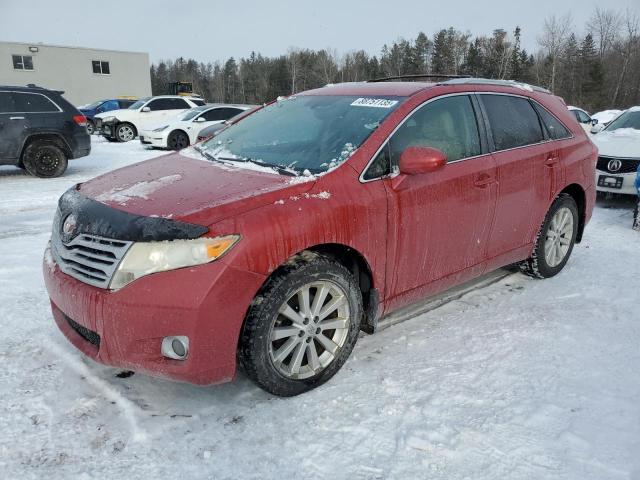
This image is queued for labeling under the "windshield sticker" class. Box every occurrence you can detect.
[350,98,398,108]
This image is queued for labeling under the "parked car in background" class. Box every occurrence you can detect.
[196,106,259,142]
[591,109,623,133]
[94,95,205,142]
[592,107,640,196]
[0,84,90,177]
[568,106,596,133]
[44,79,596,396]
[139,104,255,150]
[78,98,137,134]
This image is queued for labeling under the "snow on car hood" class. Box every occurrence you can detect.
[592,128,640,158]
[94,108,132,120]
[77,151,315,226]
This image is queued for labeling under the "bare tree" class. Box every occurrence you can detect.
[538,13,573,92]
[587,7,622,58]
[287,48,300,94]
[611,10,639,105]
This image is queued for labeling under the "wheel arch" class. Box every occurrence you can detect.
[117,121,138,137]
[558,183,586,243]
[20,133,71,160]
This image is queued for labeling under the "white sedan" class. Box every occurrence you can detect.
[567,106,595,134]
[139,104,254,150]
[591,107,640,196]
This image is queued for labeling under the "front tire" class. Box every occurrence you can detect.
[167,130,190,150]
[239,253,362,396]
[520,194,578,278]
[115,123,136,142]
[22,140,68,178]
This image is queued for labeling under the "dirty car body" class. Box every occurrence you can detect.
[44,80,597,394]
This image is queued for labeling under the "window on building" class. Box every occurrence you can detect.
[92,60,110,75]
[12,55,34,70]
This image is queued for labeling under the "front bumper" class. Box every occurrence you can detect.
[43,244,265,385]
[99,119,118,140]
[139,130,168,148]
[595,170,638,195]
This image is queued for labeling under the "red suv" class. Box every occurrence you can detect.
[44,79,597,396]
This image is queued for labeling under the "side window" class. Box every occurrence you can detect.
[577,110,590,123]
[534,104,572,140]
[191,99,206,106]
[221,108,244,120]
[389,95,481,165]
[12,92,59,112]
[0,92,16,113]
[363,144,391,180]
[118,100,135,109]
[481,95,544,150]
[101,100,119,111]
[170,98,190,109]
[146,99,166,111]
[201,108,225,121]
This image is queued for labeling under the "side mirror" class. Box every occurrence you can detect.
[195,116,206,123]
[399,146,447,175]
[141,106,151,113]
[590,123,605,134]
[591,118,599,125]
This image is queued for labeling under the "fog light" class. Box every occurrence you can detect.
[161,336,189,360]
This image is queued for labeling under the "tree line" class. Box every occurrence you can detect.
[150,7,640,113]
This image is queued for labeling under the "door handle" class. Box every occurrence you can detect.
[544,154,560,166]
[474,173,496,188]
[9,116,25,120]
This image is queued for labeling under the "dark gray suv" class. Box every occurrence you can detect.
[0,84,90,177]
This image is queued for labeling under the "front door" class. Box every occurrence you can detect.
[0,91,27,162]
[383,94,498,305]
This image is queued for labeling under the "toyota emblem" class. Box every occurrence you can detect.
[61,214,77,240]
[607,159,622,172]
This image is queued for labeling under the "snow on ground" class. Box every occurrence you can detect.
[1,138,639,479]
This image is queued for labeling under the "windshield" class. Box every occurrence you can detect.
[180,107,207,121]
[605,110,640,131]
[128,97,150,110]
[200,95,403,174]
[83,100,104,110]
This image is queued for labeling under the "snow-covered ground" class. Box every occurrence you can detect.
[1,138,639,479]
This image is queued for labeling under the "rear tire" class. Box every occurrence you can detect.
[239,252,362,396]
[22,140,68,178]
[167,130,190,150]
[115,123,136,142]
[520,194,578,279]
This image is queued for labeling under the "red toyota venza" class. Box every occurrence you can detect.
[44,79,597,396]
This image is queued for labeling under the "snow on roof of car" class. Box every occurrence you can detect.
[301,81,433,97]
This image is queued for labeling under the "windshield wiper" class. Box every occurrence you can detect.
[215,156,298,177]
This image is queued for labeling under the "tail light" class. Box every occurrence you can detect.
[73,115,87,127]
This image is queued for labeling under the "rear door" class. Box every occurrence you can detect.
[0,91,25,162]
[382,94,498,300]
[477,93,549,261]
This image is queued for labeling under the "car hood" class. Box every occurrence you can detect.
[592,129,640,158]
[94,108,133,120]
[77,149,315,226]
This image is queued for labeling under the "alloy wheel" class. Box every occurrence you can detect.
[268,281,351,380]
[544,206,574,267]
[117,125,135,141]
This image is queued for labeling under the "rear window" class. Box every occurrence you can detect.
[535,104,571,140]
[481,95,544,150]
[11,92,59,113]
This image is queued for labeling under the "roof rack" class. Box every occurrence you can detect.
[438,77,551,94]
[368,74,471,83]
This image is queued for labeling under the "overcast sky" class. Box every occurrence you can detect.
[1,0,638,63]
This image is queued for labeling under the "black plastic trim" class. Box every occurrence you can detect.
[57,186,209,242]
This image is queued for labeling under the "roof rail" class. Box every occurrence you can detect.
[438,77,551,94]
[368,74,471,83]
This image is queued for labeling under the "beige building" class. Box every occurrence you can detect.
[0,41,151,106]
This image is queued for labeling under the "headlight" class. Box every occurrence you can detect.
[102,116,116,123]
[153,125,169,132]
[110,235,240,290]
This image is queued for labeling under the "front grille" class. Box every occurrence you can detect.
[66,315,100,347]
[51,225,132,289]
[596,156,640,174]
